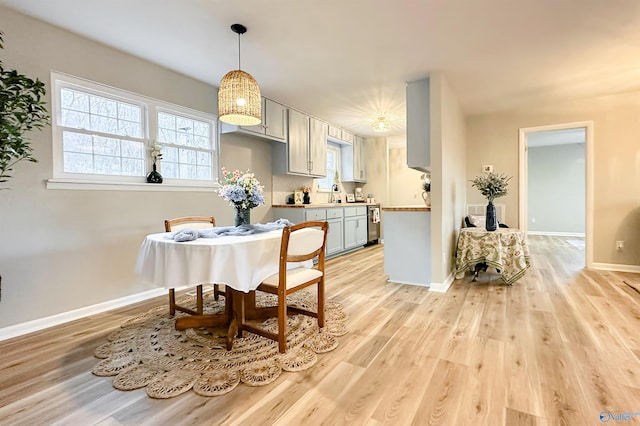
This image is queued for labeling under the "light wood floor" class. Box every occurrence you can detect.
[1,236,640,425]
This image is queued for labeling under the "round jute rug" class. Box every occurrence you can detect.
[92,289,348,398]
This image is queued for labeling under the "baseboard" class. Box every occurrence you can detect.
[0,287,169,342]
[527,231,585,237]
[429,271,455,293]
[387,279,430,288]
[591,263,640,273]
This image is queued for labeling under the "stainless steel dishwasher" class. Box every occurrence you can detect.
[366,205,380,244]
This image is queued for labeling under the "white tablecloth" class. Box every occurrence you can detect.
[135,229,311,293]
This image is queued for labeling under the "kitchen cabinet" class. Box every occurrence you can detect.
[406,78,430,172]
[309,117,328,176]
[240,98,287,142]
[341,130,354,145]
[220,97,288,143]
[343,206,367,249]
[287,109,310,175]
[273,109,327,177]
[328,125,342,141]
[341,136,367,183]
[272,205,371,258]
[325,208,344,256]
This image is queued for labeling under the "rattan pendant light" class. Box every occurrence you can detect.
[218,24,262,126]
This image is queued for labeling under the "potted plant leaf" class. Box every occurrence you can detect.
[0,29,49,188]
[470,172,511,231]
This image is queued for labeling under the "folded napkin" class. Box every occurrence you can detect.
[169,218,295,242]
[172,228,200,242]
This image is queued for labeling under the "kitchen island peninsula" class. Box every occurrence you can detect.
[382,206,431,287]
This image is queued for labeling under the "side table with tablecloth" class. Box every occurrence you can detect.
[455,227,531,285]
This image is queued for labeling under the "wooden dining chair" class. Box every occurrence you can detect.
[164,216,222,316]
[240,221,329,353]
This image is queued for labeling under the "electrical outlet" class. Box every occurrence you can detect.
[616,241,624,250]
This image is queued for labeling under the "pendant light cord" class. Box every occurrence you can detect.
[237,33,241,70]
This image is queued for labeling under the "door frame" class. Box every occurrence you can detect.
[518,121,594,268]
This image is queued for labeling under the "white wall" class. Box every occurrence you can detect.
[467,90,640,266]
[528,143,585,234]
[388,147,424,206]
[429,73,467,285]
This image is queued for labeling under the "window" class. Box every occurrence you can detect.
[156,111,213,181]
[316,143,341,191]
[51,72,218,189]
[59,87,146,177]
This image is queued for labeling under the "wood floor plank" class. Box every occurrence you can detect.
[2,237,640,425]
[411,358,468,425]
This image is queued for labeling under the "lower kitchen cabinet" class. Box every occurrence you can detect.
[326,218,344,256]
[344,215,367,249]
[272,205,369,258]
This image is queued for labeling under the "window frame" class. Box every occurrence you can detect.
[316,142,342,192]
[49,72,219,191]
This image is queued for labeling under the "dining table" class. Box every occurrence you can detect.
[135,226,312,349]
[454,227,531,285]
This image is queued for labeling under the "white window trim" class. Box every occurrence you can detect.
[48,71,220,191]
[316,143,341,192]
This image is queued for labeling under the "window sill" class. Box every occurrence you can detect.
[46,178,219,192]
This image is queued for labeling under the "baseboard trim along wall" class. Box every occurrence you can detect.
[527,231,586,237]
[430,272,455,293]
[591,263,640,273]
[0,287,169,342]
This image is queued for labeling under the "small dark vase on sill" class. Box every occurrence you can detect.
[146,163,163,184]
[303,192,311,204]
[485,200,498,231]
[234,206,251,226]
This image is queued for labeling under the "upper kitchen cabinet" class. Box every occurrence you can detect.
[273,109,327,177]
[341,130,355,145]
[221,97,288,143]
[309,117,328,176]
[328,125,342,141]
[327,125,354,145]
[406,78,430,172]
[341,135,367,183]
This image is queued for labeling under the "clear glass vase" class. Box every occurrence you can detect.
[234,206,251,226]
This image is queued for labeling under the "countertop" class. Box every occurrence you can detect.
[273,203,380,208]
[382,206,431,211]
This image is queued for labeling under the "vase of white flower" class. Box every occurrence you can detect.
[146,143,163,184]
[470,172,511,231]
[217,167,265,226]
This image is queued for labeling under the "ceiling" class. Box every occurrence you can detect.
[2,0,640,141]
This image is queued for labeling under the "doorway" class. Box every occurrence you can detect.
[518,122,594,268]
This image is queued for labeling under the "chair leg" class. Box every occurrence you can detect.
[196,284,203,315]
[317,280,325,328]
[213,284,220,301]
[169,288,176,316]
[278,292,287,353]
